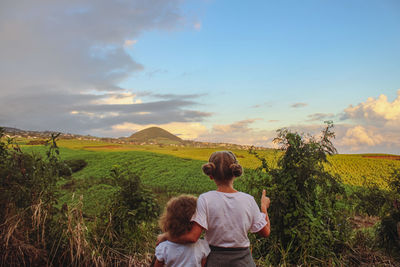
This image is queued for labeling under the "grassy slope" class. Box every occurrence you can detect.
[22,145,216,194]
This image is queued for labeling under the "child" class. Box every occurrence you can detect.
[159,151,270,267]
[154,195,210,267]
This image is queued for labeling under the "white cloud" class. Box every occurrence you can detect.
[344,89,400,124]
[339,125,384,150]
[333,90,400,152]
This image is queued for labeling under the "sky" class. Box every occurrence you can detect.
[1,0,400,154]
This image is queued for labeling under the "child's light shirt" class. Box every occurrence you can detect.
[191,191,267,248]
[155,239,210,267]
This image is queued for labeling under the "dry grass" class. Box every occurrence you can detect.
[1,196,154,267]
[0,204,48,267]
[57,194,153,267]
[344,245,398,267]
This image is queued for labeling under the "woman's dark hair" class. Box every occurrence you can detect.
[202,151,243,182]
[159,195,197,239]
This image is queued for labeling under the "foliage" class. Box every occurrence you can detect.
[108,165,159,233]
[247,122,350,265]
[348,180,391,217]
[0,128,159,265]
[0,129,58,214]
[0,128,60,266]
[377,169,400,255]
[64,159,88,173]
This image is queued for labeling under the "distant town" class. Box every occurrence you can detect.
[1,126,267,151]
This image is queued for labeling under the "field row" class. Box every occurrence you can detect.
[21,139,400,189]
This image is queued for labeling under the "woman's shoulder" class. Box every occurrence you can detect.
[198,190,217,198]
[233,191,255,199]
[199,191,255,203]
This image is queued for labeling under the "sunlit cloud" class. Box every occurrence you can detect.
[339,125,384,150]
[93,92,142,105]
[212,119,260,134]
[196,119,276,147]
[343,89,400,125]
[326,91,400,153]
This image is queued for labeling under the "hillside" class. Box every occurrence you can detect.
[128,127,183,144]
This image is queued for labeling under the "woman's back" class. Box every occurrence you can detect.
[193,191,266,248]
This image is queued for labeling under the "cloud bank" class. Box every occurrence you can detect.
[195,91,400,154]
[196,119,277,147]
[335,90,400,153]
[0,0,214,135]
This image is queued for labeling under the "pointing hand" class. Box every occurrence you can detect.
[261,189,270,213]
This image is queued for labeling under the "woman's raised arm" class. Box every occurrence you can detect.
[257,189,271,237]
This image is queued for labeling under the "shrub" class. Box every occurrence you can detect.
[247,122,349,265]
[377,169,400,255]
[349,182,390,217]
[108,166,159,233]
[0,128,59,266]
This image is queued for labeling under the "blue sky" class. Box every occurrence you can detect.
[1,0,400,153]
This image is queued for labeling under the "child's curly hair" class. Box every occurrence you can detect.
[202,151,243,182]
[159,195,197,239]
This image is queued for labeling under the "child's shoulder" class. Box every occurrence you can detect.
[156,239,209,254]
[155,240,186,252]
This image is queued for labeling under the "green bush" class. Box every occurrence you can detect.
[349,183,390,217]
[0,131,58,213]
[377,169,400,255]
[108,166,159,232]
[0,129,60,266]
[247,122,350,265]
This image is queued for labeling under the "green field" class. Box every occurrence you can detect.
[21,138,400,190]
[15,136,400,220]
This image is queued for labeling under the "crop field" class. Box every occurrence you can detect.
[20,138,400,191]
[326,154,400,188]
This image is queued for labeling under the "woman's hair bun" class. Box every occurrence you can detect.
[202,162,215,176]
[230,163,243,177]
